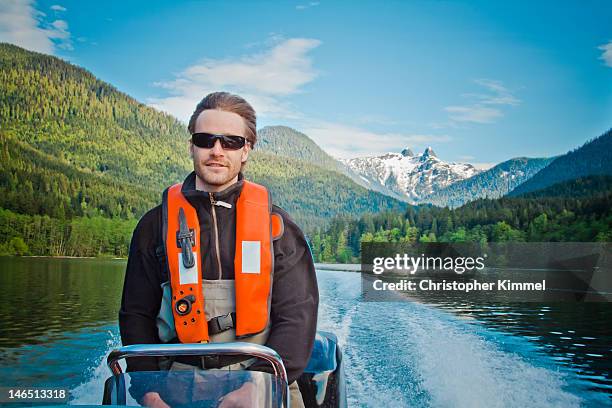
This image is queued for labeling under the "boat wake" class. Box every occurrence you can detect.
[316,270,582,408]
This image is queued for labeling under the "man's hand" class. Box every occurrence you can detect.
[218,382,258,408]
[141,391,170,408]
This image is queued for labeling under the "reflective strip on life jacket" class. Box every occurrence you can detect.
[162,180,273,342]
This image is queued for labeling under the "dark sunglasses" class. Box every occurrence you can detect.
[191,132,247,150]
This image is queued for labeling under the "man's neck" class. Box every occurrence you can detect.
[195,175,239,193]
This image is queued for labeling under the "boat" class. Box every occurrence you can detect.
[102,331,346,407]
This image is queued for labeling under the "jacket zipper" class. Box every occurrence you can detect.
[209,193,223,280]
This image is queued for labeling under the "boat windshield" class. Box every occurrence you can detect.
[103,369,287,407]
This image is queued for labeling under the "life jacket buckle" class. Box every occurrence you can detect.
[208,312,236,335]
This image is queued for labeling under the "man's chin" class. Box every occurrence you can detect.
[203,176,230,186]
[197,170,238,187]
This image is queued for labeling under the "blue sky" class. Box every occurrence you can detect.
[1,0,611,167]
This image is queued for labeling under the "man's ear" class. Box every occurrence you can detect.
[241,144,250,164]
[189,140,194,159]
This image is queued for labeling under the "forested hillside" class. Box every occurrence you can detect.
[509,129,612,196]
[0,43,190,217]
[516,175,612,199]
[258,126,343,170]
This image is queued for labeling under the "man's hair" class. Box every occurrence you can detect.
[187,92,257,147]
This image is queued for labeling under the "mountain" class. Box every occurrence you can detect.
[515,175,612,199]
[257,126,403,200]
[0,43,406,236]
[258,126,343,170]
[342,147,480,203]
[508,129,612,196]
[421,157,553,208]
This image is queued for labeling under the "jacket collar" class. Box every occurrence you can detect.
[181,171,245,209]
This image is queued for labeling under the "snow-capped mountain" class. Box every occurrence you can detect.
[342,147,481,203]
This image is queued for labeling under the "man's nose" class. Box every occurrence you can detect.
[210,139,225,155]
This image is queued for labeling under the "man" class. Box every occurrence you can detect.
[119,92,318,407]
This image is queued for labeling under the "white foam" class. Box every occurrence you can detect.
[70,330,123,405]
[399,307,582,408]
[317,271,413,407]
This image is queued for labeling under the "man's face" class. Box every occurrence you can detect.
[190,109,250,192]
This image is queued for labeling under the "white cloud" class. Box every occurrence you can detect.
[355,114,400,126]
[0,0,72,54]
[470,79,521,106]
[296,1,320,10]
[50,5,66,12]
[300,120,452,158]
[49,19,72,50]
[445,79,520,124]
[598,40,612,68]
[444,105,503,124]
[148,38,321,122]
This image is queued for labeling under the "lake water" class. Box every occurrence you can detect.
[0,257,610,407]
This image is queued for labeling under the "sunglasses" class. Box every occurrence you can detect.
[191,132,248,150]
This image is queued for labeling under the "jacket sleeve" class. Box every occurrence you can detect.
[249,207,319,384]
[119,207,164,373]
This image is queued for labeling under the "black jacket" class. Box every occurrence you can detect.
[119,172,319,384]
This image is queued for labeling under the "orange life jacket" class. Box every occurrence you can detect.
[162,180,282,343]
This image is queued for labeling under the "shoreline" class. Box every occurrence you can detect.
[14,258,355,264]
[315,263,360,272]
[20,255,127,260]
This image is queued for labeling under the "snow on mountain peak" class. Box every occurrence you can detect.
[422,146,437,158]
[343,147,480,203]
[401,147,414,157]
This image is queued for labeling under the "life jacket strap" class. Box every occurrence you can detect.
[207,312,237,335]
[164,183,209,343]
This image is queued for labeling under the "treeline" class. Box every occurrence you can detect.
[310,185,612,263]
[0,208,136,257]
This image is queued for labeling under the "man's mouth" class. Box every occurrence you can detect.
[206,162,227,167]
